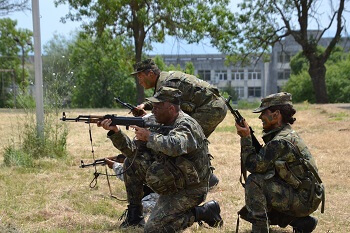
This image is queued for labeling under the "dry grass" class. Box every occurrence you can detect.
[0,104,349,233]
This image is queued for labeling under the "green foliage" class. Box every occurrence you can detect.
[0,18,32,107]
[3,110,68,167]
[43,34,75,108]
[55,0,235,102]
[69,31,136,107]
[290,46,346,75]
[3,145,33,167]
[153,55,195,74]
[55,0,234,49]
[326,59,350,103]
[0,0,29,16]
[220,84,238,101]
[185,62,195,75]
[215,0,347,103]
[283,70,316,103]
[285,48,350,103]
[237,100,260,109]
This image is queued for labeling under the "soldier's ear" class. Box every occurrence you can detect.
[272,110,280,119]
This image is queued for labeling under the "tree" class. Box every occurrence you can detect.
[0,18,32,107]
[42,34,76,108]
[216,0,348,103]
[69,31,135,108]
[0,0,29,16]
[55,0,234,103]
[284,46,350,103]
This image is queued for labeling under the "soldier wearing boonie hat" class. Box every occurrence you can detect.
[146,86,182,105]
[234,92,324,233]
[252,92,293,113]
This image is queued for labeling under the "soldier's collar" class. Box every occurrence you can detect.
[262,124,288,142]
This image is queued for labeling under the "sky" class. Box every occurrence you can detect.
[2,1,348,55]
[2,1,221,55]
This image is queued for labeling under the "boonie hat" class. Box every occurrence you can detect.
[146,87,182,105]
[253,92,293,113]
[131,58,158,75]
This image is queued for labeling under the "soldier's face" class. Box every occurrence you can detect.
[137,70,156,89]
[152,102,172,124]
[259,109,278,131]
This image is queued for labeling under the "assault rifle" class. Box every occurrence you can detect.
[80,158,107,168]
[225,96,263,187]
[60,112,172,130]
[115,97,145,117]
[225,96,262,152]
[80,154,125,168]
[115,97,137,111]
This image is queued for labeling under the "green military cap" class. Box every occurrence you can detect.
[146,87,182,105]
[252,92,293,113]
[130,58,158,75]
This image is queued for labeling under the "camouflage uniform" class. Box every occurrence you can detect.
[239,93,324,231]
[134,59,227,138]
[108,87,211,232]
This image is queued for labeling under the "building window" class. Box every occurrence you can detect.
[232,69,244,80]
[197,70,211,81]
[234,87,244,99]
[248,69,261,80]
[277,69,291,80]
[248,87,261,97]
[215,70,227,80]
[277,52,292,63]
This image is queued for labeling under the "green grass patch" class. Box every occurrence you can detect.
[3,146,34,167]
[329,112,349,121]
[215,125,237,132]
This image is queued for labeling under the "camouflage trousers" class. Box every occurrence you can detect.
[244,173,315,225]
[123,155,154,205]
[144,188,207,233]
[190,97,227,138]
[123,156,207,232]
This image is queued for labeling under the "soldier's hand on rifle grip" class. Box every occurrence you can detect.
[97,119,120,133]
[104,158,115,169]
[235,119,251,138]
[131,125,150,141]
[132,104,147,117]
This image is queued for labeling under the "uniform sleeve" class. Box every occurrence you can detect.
[241,137,292,173]
[107,130,137,158]
[146,123,199,157]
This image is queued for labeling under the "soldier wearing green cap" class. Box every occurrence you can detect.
[98,86,223,232]
[234,92,325,233]
[131,58,227,138]
[131,58,227,188]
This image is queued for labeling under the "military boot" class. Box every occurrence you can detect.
[289,216,318,233]
[194,200,223,227]
[119,204,145,228]
[209,173,220,189]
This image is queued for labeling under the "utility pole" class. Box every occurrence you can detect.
[31,0,44,138]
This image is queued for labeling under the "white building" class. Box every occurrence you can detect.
[154,32,350,101]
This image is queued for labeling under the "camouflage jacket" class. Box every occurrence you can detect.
[143,71,221,113]
[241,124,319,183]
[107,111,211,184]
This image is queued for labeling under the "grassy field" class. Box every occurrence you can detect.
[0,103,350,233]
